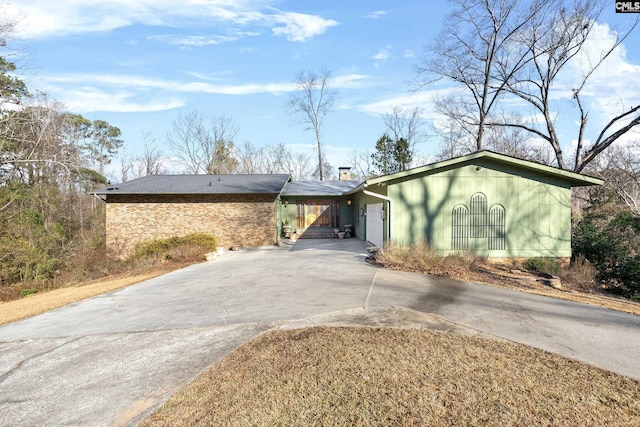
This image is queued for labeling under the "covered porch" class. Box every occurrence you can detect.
[279,180,360,240]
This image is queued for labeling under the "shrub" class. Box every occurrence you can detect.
[0,235,61,284]
[0,203,66,285]
[131,234,217,263]
[522,258,562,276]
[375,240,474,276]
[561,254,598,292]
[573,210,640,299]
[19,288,38,298]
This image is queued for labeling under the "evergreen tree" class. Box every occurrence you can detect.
[371,134,413,175]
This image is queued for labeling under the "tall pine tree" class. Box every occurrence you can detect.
[371,134,412,175]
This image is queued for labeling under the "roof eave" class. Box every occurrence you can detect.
[92,191,283,196]
[366,151,604,187]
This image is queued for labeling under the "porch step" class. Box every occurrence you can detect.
[297,229,338,239]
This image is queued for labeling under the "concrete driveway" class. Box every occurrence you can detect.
[1,239,639,426]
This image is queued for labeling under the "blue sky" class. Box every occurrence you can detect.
[9,1,640,180]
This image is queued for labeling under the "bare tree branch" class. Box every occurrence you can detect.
[417,0,546,150]
[286,68,336,180]
[166,111,239,174]
[383,106,426,157]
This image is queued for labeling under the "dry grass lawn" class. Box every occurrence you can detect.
[466,263,640,315]
[0,268,176,326]
[142,327,640,426]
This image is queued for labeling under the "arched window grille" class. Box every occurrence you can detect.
[470,192,488,238]
[451,204,469,250]
[488,204,506,250]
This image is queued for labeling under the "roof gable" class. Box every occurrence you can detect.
[93,174,291,195]
[366,151,603,187]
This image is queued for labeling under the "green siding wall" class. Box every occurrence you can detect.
[387,160,572,258]
[352,188,390,244]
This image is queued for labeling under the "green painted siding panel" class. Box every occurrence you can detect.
[353,189,389,243]
[388,161,573,258]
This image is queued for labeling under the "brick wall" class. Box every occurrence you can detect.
[105,194,277,257]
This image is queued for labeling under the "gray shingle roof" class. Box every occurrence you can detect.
[93,174,291,195]
[281,180,361,197]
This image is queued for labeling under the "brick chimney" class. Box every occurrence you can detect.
[338,166,354,181]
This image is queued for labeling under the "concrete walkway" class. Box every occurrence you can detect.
[1,238,639,426]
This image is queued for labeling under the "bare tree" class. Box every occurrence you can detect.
[0,10,123,285]
[286,68,336,180]
[434,109,557,164]
[0,94,108,254]
[0,96,85,186]
[261,143,314,180]
[383,106,425,160]
[235,141,262,175]
[314,155,334,180]
[423,0,640,172]
[433,113,477,161]
[235,141,314,180]
[417,0,544,150]
[594,142,640,215]
[258,143,287,175]
[499,1,640,172]
[347,149,375,180]
[167,111,239,174]
[135,133,165,177]
[117,146,133,183]
[288,151,313,180]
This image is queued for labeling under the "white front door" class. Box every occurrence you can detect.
[366,203,384,247]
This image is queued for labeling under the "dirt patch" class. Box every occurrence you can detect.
[463,262,640,315]
[141,327,640,426]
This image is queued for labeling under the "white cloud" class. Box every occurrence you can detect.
[45,73,298,95]
[39,72,372,112]
[9,0,172,38]
[271,11,338,42]
[329,74,370,89]
[40,71,373,116]
[371,48,390,61]
[371,46,392,68]
[7,0,337,42]
[551,23,640,105]
[183,71,230,81]
[358,86,458,119]
[60,87,185,112]
[148,34,240,47]
[365,10,387,20]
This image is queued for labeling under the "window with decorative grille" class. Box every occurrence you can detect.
[488,204,506,250]
[451,204,469,250]
[470,192,487,238]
